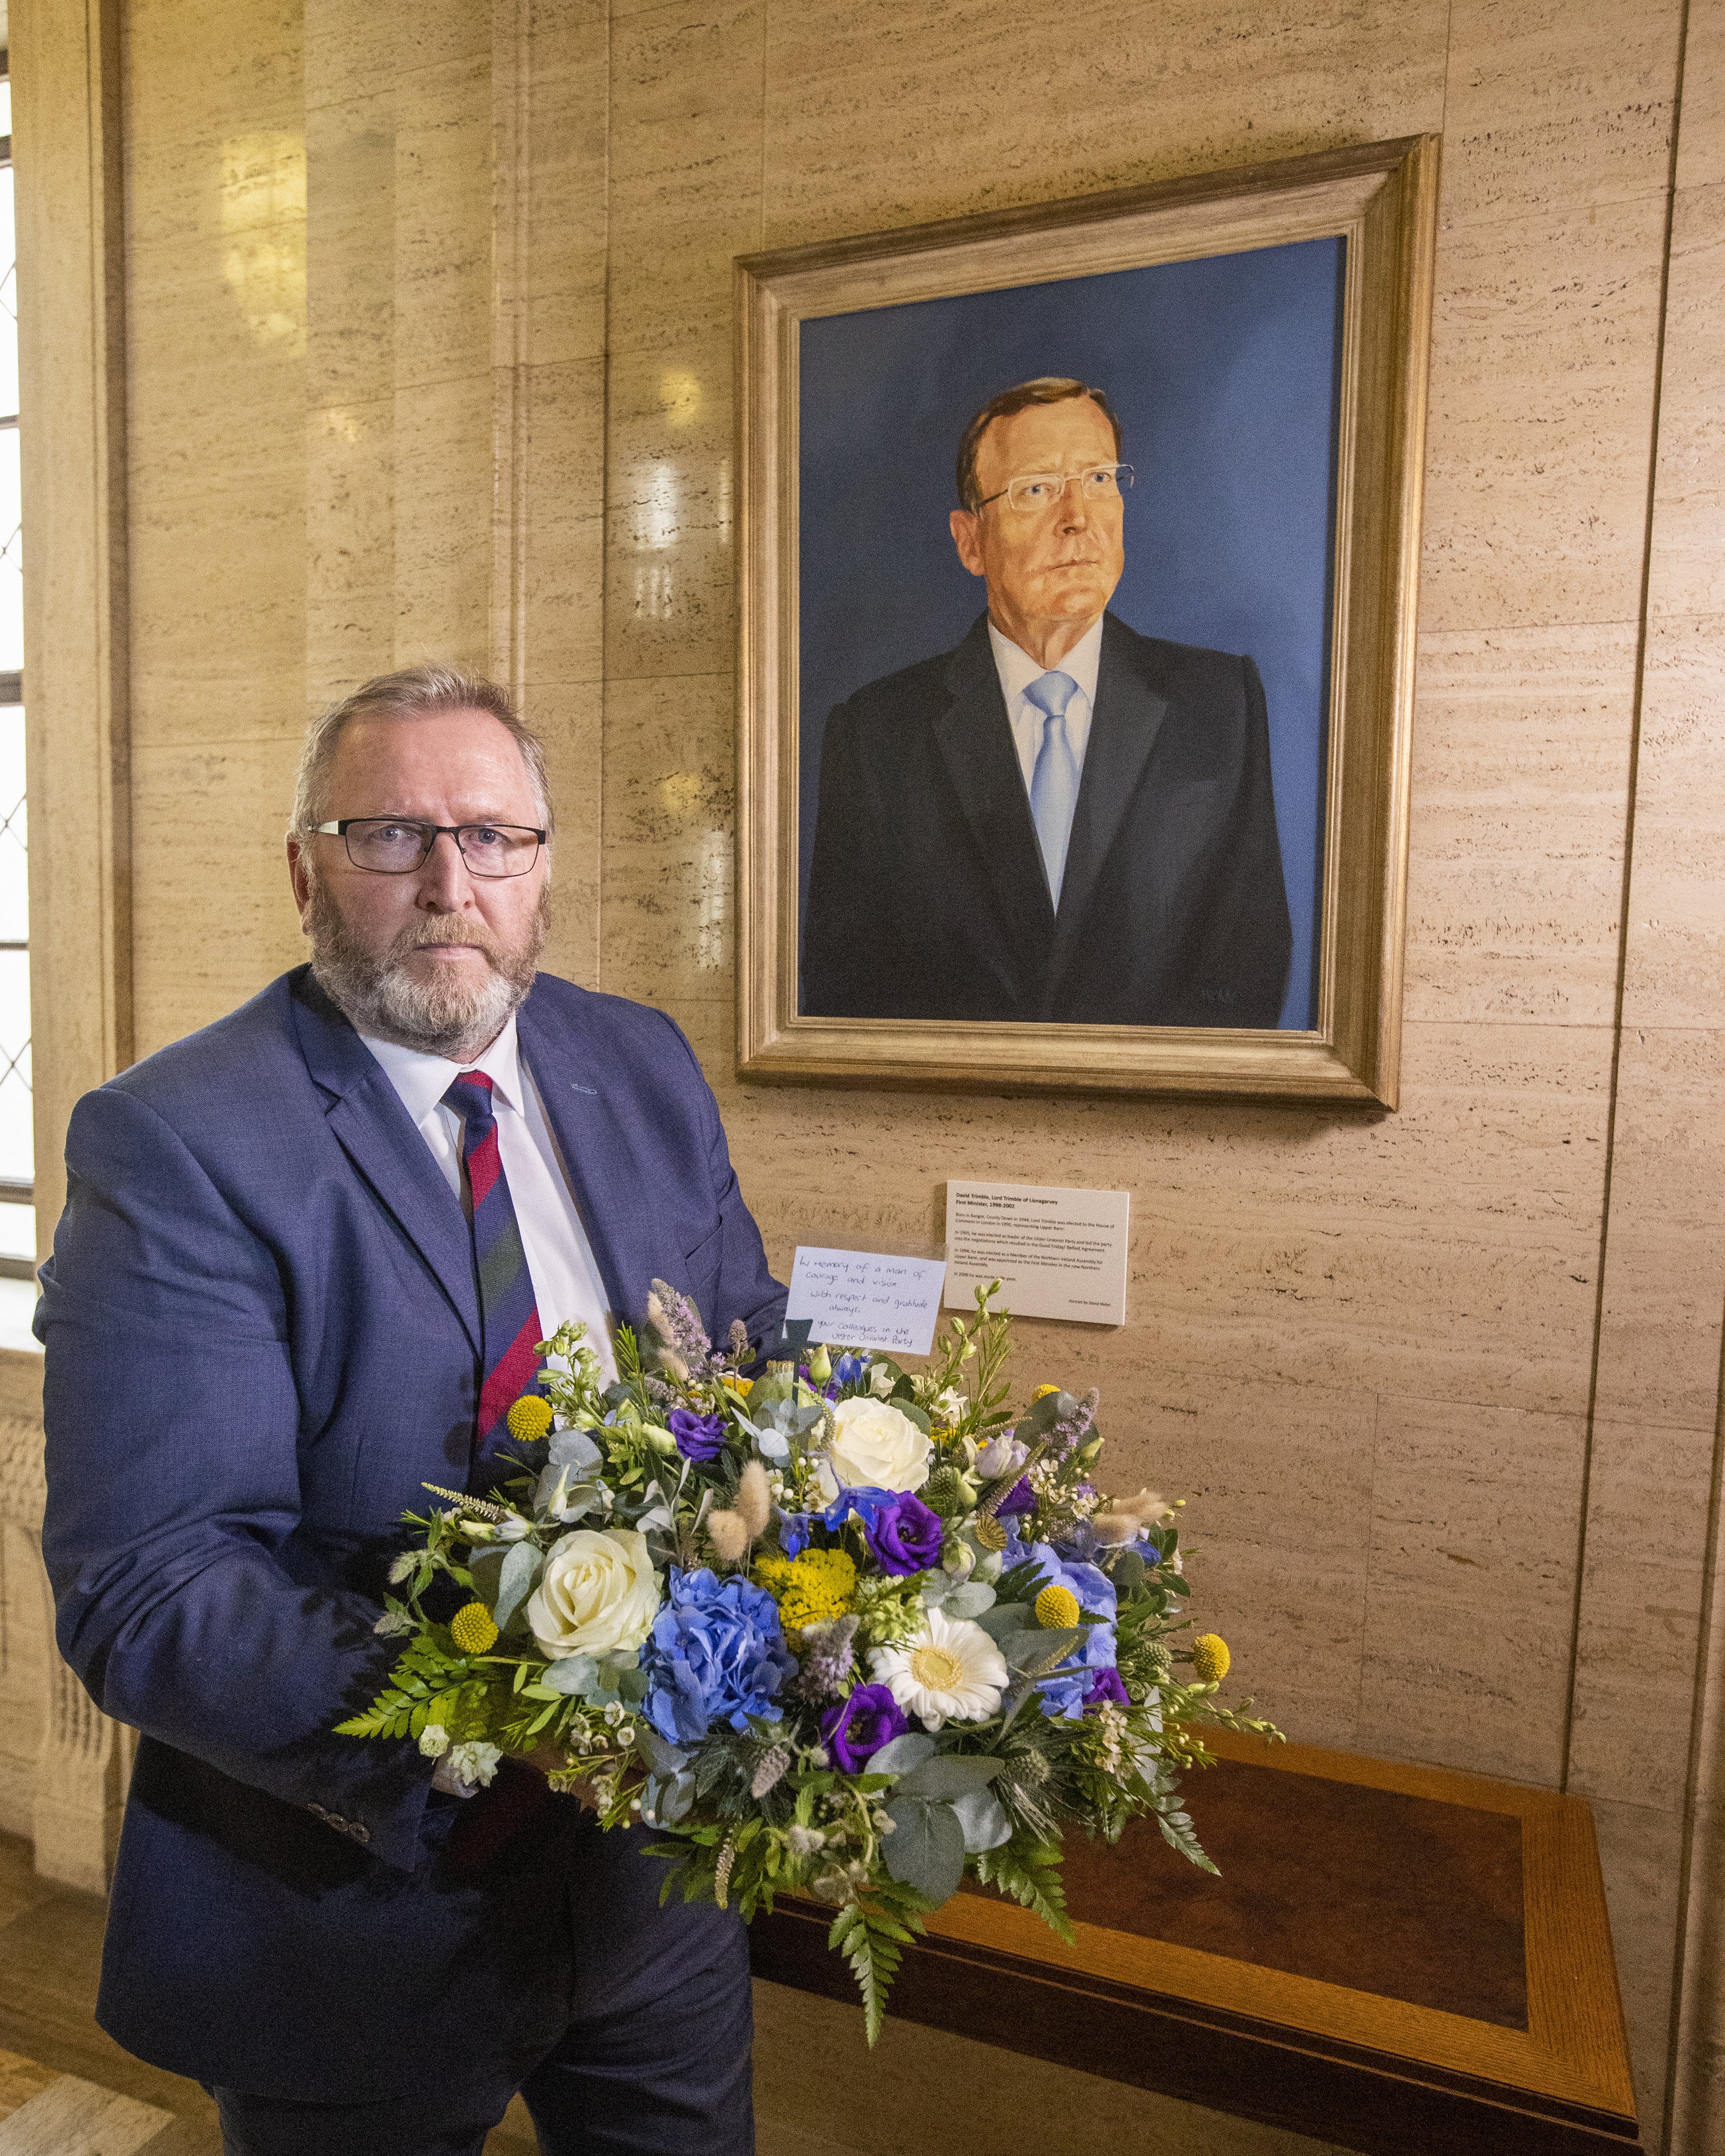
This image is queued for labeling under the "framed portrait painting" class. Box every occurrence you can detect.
[735,136,1438,1106]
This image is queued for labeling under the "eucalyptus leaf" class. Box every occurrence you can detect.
[636,1727,689,1778]
[539,1654,598,1696]
[1004,1625,1083,1677]
[976,1604,1029,1642]
[952,1786,1011,1853]
[615,1666,649,1703]
[547,1429,602,1474]
[466,1545,507,1610]
[645,1769,695,1825]
[895,1754,1001,1802]
[1110,1549,1147,1593]
[493,1541,543,1634]
[869,1733,937,1777]
[882,1797,965,1906]
[944,1581,997,1620]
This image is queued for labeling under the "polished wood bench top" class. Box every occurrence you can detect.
[750,1729,1640,2156]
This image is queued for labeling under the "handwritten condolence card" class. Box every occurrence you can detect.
[785,1248,948,1356]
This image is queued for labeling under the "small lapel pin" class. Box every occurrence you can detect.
[570,1082,598,1096]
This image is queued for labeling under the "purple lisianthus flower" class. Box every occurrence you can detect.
[863,1493,944,1578]
[641,1566,796,1744]
[820,1683,908,1773]
[1084,1667,1129,1713]
[995,1477,1038,1518]
[667,1408,727,1463]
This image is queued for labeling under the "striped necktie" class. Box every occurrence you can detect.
[443,1070,542,1478]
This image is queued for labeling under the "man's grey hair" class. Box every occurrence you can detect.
[289,664,554,838]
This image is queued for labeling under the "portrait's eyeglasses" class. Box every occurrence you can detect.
[311,818,547,878]
[974,463,1135,514]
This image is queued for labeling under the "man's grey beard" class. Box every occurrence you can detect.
[305,873,548,1059]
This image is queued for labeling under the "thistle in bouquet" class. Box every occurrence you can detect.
[338,1281,1280,2042]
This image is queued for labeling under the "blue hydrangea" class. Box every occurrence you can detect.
[641,1566,797,1745]
[1025,1540,1119,1721]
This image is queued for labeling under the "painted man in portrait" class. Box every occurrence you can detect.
[800,376,1292,1027]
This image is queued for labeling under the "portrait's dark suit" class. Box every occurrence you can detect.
[36,967,784,2112]
[802,611,1293,1027]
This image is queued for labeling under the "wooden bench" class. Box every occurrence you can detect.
[750,1729,1640,2156]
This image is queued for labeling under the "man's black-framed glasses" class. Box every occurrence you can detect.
[974,463,1135,514]
[311,818,547,878]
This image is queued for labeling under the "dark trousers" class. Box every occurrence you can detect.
[210,1814,754,2156]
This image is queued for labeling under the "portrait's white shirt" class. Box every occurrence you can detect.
[990,613,1104,804]
[359,1012,618,1382]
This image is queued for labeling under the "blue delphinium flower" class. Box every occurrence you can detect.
[820,1485,896,1535]
[642,1567,797,1744]
[1025,1540,1118,1720]
[777,1511,816,1558]
[833,1352,870,1388]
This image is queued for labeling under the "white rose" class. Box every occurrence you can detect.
[815,1396,932,1502]
[525,1527,661,1661]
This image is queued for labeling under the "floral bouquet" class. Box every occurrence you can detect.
[338,1282,1277,2039]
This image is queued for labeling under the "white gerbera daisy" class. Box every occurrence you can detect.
[870,1605,1009,1731]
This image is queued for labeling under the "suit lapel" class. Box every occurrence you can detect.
[290,973,482,1358]
[932,616,1056,967]
[1051,614,1170,975]
[517,994,631,1323]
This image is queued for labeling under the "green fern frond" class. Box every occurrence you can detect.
[829,1877,930,2045]
[973,1840,1075,1945]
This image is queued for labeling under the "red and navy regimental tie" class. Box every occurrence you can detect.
[443,1070,543,1480]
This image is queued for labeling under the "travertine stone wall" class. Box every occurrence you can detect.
[14,0,1725,2149]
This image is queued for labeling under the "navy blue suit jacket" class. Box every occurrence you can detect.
[36,966,785,2099]
[802,611,1292,1026]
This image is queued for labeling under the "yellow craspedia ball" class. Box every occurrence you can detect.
[506,1394,554,1443]
[450,1601,500,1655]
[1192,1633,1230,1683]
[1032,1384,1061,1400]
[1034,1583,1080,1630]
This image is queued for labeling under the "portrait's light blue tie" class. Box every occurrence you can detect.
[1025,669,1082,904]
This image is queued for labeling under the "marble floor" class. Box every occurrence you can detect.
[0,1828,1343,2155]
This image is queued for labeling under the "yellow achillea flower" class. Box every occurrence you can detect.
[1191,1633,1230,1683]
[722,1376,754,1400]
[507,1394,554,1444]
[450,1601,500,1655]
[756,1548,858,1632]
[1034,1583,1080,1630]
[1032,1383,1061,1400]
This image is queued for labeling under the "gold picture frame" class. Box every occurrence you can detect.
[736,136,1439,1107]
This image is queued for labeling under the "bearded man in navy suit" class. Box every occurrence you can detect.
[801,376,1293,1027]
[37,667,784,2156]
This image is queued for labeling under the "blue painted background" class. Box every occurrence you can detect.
[796,234,1344,1030]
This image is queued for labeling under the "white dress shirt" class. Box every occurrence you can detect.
[359,1014,618,1382]
[989,613,1104,804]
